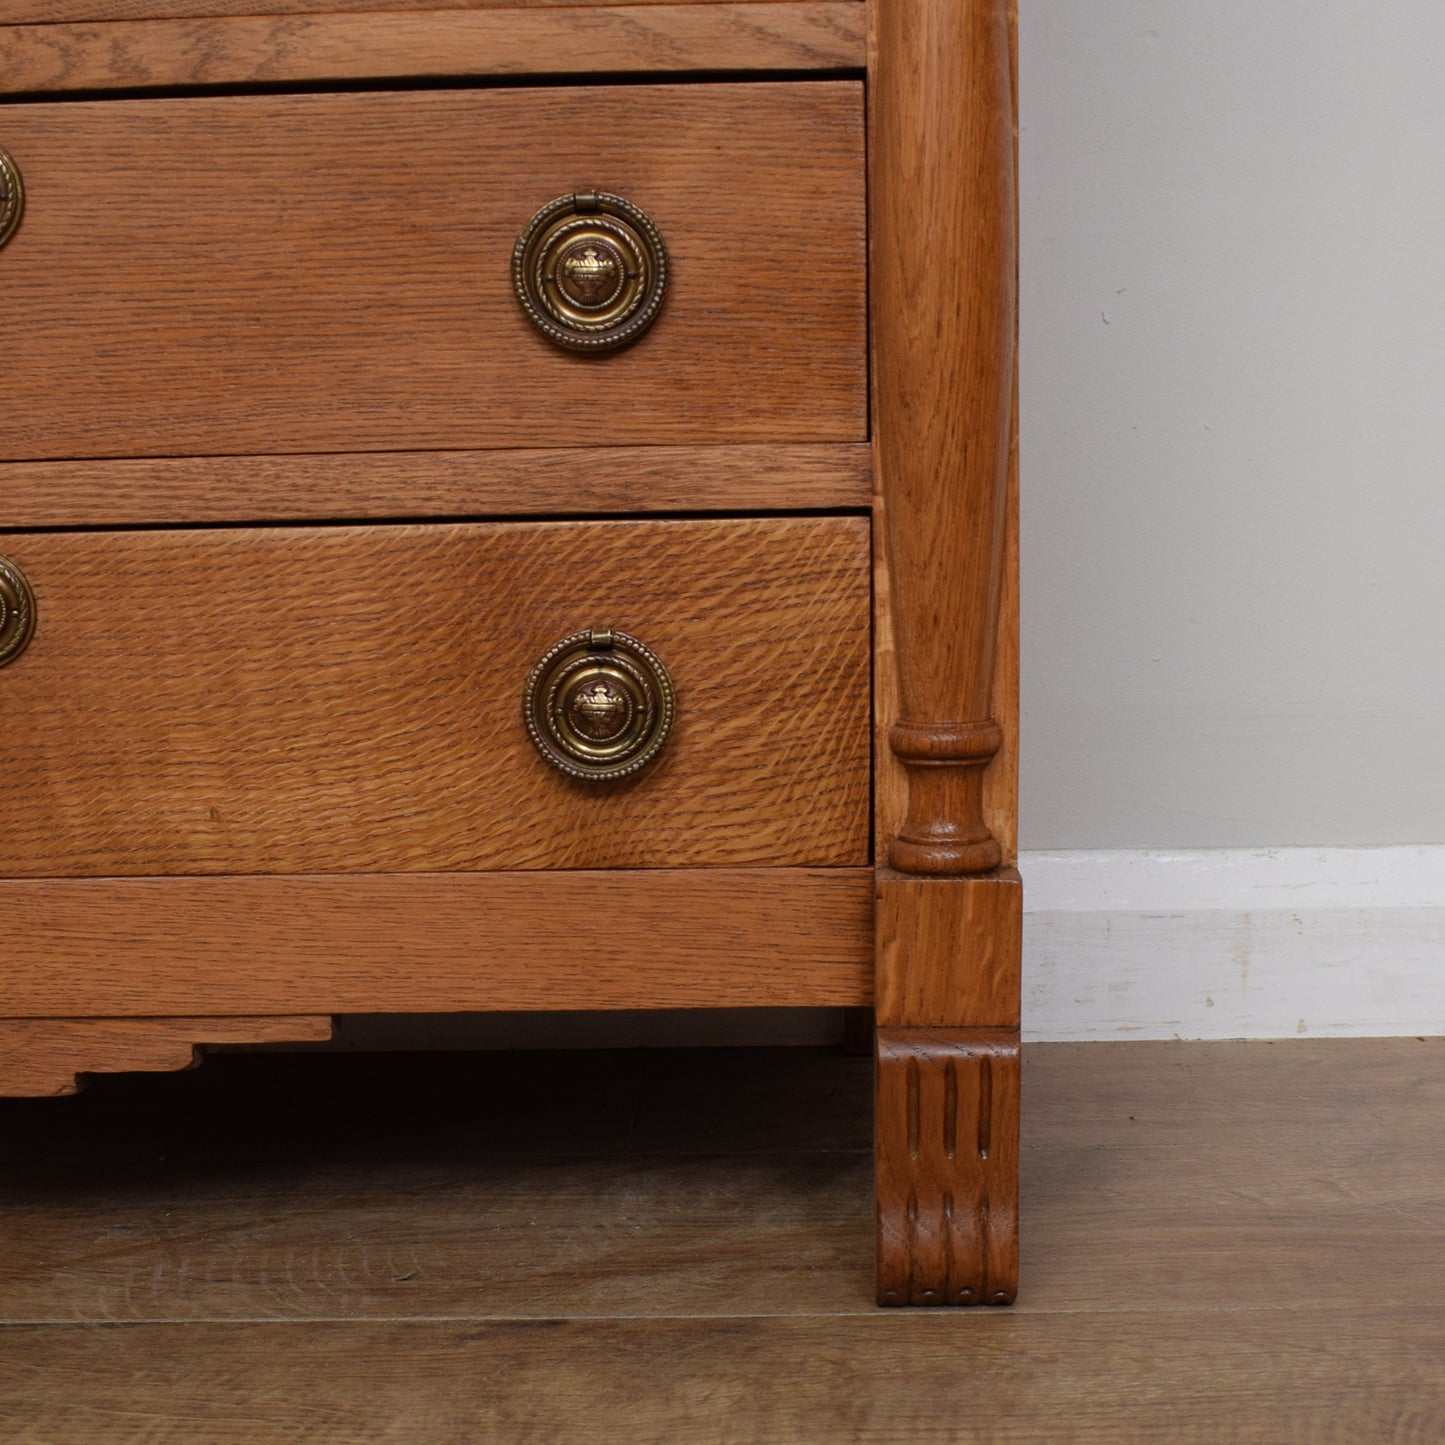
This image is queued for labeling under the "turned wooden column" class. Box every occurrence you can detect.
[871,0,1022,1307]
[873,0,1016,877]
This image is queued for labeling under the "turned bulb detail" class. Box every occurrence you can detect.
[888,719,1004,875]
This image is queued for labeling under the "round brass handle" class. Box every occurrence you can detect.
[524,628,676,781]
[0,147,24,252]
[0,555,36,669]
[512,191,668,354]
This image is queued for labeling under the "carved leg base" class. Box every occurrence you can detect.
[875,1027,1019,1306]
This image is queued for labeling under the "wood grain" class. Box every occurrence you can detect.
[869,0,1020,1307]
[0,443,872,530]
[2,1312,1437,1443]
[0,1016,332,1097]
[0,4,866,93]
[2,1039,1442,1437]
[874,465,1018,866]
[985,322,1020,864]
[0,83,865,461]
[875,1027,1019,1306]
[872,481,1019,866]
[2,1040,1442,1316]
[0,870,874,1016]
[983,0,1020,867]
[871,494,906,865]
[2,0,833,22]
[5,1312,1439,1445]
[0,1157,877,1320]
[874,868,1021,1028]
[871,0,1017,869]
[871,0,1017,874]
[0,517,870,876]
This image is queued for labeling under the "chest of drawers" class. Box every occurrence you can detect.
[0,0,1020,1307]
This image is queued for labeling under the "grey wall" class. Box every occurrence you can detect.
[1019,2,1445,848]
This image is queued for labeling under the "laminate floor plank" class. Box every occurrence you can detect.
[0,1154,874,1324]
[1023,1036,1445,1145]
[4,1127,1439,1321]
[1,1310,1441,1444]
[0,1038,1441,1440]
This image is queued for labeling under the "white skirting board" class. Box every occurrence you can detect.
[1022,845,1445,1041]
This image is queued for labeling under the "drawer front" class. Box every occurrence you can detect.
[0,82,866,464]
[0,517,870,876]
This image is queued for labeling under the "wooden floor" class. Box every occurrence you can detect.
[0,1036,1441,1442]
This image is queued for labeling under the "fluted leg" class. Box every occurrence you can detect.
[876,1028,1019,1306]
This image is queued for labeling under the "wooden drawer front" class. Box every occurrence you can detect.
[0,83,865,464]
[0,0,843,21]
[0,517,870,876]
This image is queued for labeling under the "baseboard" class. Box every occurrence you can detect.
[1022,845,1445,1041]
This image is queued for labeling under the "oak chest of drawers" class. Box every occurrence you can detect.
[0,0,1020,1306]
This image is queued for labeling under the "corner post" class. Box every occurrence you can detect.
[873,0,1016,875]
[871,0,1022,1305]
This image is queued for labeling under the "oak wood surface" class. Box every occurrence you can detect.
[0,518,870,877]
[0,4,865,92]
[868,0,1020,1304]
[875,1028,1019,1305]
[0,443,872,530]
[0,870,873,1016]
[873,869,1021,1028]
[1,1041,1439,1441]
[0,0,1031,1339]
[870,496,906,865]
[0,1016,332,1097]
[3,0,829,22]
[984,0,1021,866]
[873,498,1019,867]
[0,84,865,461]
[870,1,1018,872]
[871,0,1017,875]
[985,310,1020,864]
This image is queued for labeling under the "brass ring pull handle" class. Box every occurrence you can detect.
[0,148,24,251]
[524,628,676,781]
[0,556,36,669]
[512,192,668,354]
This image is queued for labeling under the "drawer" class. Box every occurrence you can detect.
[0,516,871,876]
[0,82,866,464]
